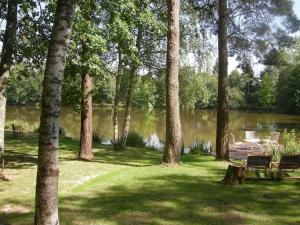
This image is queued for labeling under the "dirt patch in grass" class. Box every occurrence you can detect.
[222,212,246,225]
[0,204,31,214]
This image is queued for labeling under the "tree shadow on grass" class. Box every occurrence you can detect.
[91,147,162,167]
[57,174,300,225]
[4,150,37,169]
[1,170,300,225]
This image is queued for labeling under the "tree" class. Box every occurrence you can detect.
[76,1,100,160]
[257,72,275,109]
[63,0,105,159]
[34,0,76,224]
[216,0,229,161]
[0,0,17,179]
[277,64,300,114]
[112,49,123,144]
[79,71,93,160]
[120,27,143,150]
[162,0,181,164]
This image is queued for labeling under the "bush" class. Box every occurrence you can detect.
[93,132,104,144]
[126,132,146,147]
[264,144,281,162]
[189,140,211,155]
[264,129,300,162]
[282,129,300,154]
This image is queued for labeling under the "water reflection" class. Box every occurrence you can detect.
[6,106,300,146]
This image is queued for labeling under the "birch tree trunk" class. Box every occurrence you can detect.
[34,0,76,224]
[79,73,93,160]
[0,0,17,178]
[112,50,123,146]
[119,28,143,151]
[216,0,230,161]
[162,0,182,164]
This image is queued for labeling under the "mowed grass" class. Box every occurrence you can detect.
[1,133,300,225]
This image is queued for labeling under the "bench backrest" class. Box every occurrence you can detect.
[270,132,280,142]
[279,154,300,169]
[247,155,272,168]
[245,131,255,140]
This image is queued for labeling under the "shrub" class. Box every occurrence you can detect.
[282,129,300,154]
[189,140,211,155]
[264,144,281,162]
[93,132,104,144]
[264,129,300,162]
[126,132,146,147]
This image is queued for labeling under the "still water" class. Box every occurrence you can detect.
[6,106,300,146]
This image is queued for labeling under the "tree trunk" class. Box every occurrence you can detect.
[112,49,123,146]
[216,0,229,161]
[0,0,17,179]
[162,0,182,164]
[79,73,93,160]
[119,28,143,150]
[220,164,247,185]
[34,1,76,225]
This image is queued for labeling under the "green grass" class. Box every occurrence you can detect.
[1,132,300,225]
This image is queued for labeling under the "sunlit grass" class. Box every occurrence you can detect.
[1,132,300,225]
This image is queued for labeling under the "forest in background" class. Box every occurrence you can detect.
[3,0,300,114]
[8,41,300,114]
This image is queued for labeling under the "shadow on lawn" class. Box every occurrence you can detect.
[4,150,37,169]
[1,167,300,225]
[57,174,300,225]
[91,147,162,167]
[4,132,162,169]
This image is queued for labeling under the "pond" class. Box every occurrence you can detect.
[6,106,300,147]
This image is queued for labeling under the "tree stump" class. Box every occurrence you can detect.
[220,164,247,185]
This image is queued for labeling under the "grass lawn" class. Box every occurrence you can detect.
[0,133,300,225]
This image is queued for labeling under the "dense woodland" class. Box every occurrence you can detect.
[1,0,300,225]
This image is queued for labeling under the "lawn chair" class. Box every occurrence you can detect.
[262,132,280,145]
[276,154,300,180]
[244,131,260,143]
[246,154,272,178]
[12,124,23,137]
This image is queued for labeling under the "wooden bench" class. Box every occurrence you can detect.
[276,154,300,180]
[246,155,272,178]
[12,124,23,137]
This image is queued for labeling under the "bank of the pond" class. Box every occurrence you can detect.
[6,105,300,147]
[1,133,300,225]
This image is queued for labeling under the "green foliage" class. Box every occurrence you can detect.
[126,131,146,147]
[179,67,218,110]
[153,69,166,108]
[7,63,43,105]
[282,129,300,154]
[133,75,156,109]
[189,140,211,155]
[229,87,246,109]
[69,1,107,75]
[264,144,282,162]
[257,72,276,109]
[62,70,114,109]
[276,64,300,114]
[263,48,291,67]
[265,129,300,162]
[92,132,104,144]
